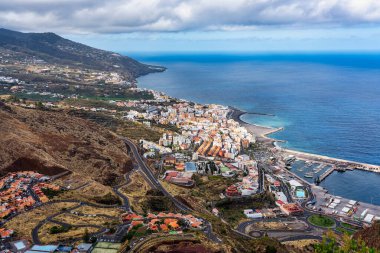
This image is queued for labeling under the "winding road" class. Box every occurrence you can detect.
[14,137,221,246]
[124,138,222,243]
[124,139,193,213]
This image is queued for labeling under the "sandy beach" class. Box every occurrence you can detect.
[228,106,284,141]
[228,107,380,174]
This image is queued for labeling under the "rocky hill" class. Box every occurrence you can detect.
[0,103,132,186]
[354,221,380,250]
[0,28,164,80]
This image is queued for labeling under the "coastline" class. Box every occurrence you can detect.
[228,106,284,141]
[228,106,380,174]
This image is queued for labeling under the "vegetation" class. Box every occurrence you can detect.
[315,232,379,253]
[152,122,181,133]
[123,224,150,241]
[118,120,162,142]
[215,193,275,226]
[141,189,175,212]
[353,221,380,250]
[82,89,154,101]
[49,225,71,234]
[83,228,90,243]
[70,109,163,142]
[341,222,360,230]
[41,188,62,198]
[92,192,122,205]
[336,227,355,235]
[64,98,122,110]
[0,28,162,80]
[5,202,77,240]
[120,171,151,213]
[189,175,240,201]
[308,214,336,228]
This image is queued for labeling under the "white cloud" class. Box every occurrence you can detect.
[1,0,380,33]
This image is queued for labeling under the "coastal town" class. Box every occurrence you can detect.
[1,29,380,253]
[2,76,380,251]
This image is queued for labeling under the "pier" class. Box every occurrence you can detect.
[317,166,335,183]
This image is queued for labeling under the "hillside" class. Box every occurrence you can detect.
[354,221,380,250]
[0,28,164,80]
[0,102,132,186]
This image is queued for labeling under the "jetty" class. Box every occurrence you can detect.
[317,166,335,183]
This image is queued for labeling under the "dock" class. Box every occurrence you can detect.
[317,166,335,183]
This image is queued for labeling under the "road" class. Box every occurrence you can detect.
[28,166,137,245]
[236,216,325,242]
[124,139,192,212]
[6,138,221,245]
[124,138,222,243]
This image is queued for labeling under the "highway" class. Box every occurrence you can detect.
[124,139,192,213]
[7,138,222,245]
[124,138,222,243]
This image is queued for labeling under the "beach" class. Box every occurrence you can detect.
[136,52,380,206]
[228,106,380,174]
[228,106,284,141]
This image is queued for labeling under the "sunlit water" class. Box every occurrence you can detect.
[130,53,380,204]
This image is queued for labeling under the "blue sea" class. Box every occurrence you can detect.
[130,52,380,204]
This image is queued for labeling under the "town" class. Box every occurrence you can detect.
[2,79,380,252]
[1,29,380,253]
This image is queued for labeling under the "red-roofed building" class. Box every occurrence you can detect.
[226,185,240,197]
[130,220,144,227]
[121,212,144,222]
[160,224,169,232]
[280,203,303,216]
[147,213,157,219]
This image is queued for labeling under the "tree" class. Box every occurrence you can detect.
[83,228,90,243]
[35,101,44,109]
[314,231,378,253]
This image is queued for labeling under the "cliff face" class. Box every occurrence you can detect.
[0,104,132,185]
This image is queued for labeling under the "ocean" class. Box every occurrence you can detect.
[130,52,380,204]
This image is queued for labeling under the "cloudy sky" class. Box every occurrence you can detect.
[2,0,380,52]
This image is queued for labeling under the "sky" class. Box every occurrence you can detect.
[1,0,380,52]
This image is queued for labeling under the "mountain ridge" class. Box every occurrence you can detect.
[0,28,165,81]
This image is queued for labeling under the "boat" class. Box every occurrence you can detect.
[304,172,314,178]
[336,167,346,172]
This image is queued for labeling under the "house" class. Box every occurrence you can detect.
[164,156,176,165]
[279,203,303,216]
[148,219,160,232]
[130,220,144,228]
[75,243,93,253]
[244,209,263,219]
[212,208,219,216]
[9,240,30,253]
[121,212,143,222]
[226,185,240,197]
[162,218,180,230]
[26,244,59,252]
[160,224,169,232]
[0,228,14,239]
[147,213,157,219]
